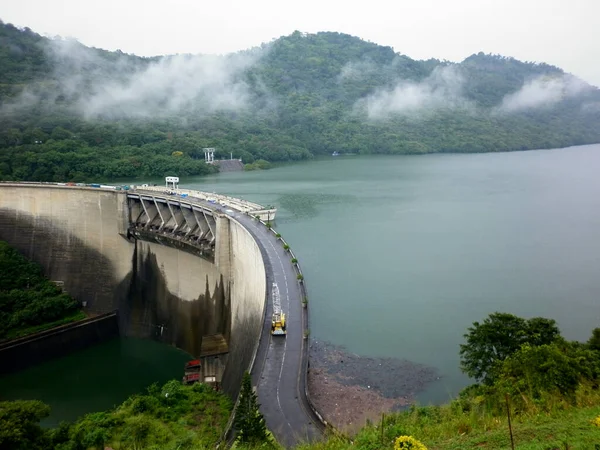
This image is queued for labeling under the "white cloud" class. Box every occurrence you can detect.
[497,75,588,112]
[4,37,262,119]
[337,60,377,81]
[80,53,254,118]
[356,66,470,119]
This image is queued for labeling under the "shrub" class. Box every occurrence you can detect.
[394,435,428,450]
[131,395,159,415]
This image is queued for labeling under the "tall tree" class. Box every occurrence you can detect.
[460,312,561,384]
[0,400,51,450]
[234,372,268,445]
[588,327,600,351]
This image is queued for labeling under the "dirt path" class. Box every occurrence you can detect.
[307,341,439,434]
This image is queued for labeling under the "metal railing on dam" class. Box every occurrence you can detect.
[132,185,277,221]
[0,181,326,447]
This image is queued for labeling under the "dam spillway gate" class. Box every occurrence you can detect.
[127,193,217,263]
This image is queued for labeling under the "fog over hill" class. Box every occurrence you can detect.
[1,22,599,181]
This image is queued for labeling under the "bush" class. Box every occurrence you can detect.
[131,395,159,415]
[395,436,428,450]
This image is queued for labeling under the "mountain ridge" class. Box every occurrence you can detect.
[0,20,599,181]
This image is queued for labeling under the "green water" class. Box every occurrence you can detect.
[4,144,600,423]
[0,338,191,426]
[182,144,600,403]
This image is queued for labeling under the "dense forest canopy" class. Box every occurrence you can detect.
[1,21,599,181]
[0,241,84,340]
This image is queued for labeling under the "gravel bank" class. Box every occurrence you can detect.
[308,341,439,434]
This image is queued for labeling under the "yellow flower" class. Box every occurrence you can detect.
[592,416,600,427]
[394,435,428,450]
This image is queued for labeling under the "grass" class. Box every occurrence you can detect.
[295,385,600,450]
[50,380,232,449]
[4,310,87,340]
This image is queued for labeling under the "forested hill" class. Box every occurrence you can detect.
[1,21,600,182]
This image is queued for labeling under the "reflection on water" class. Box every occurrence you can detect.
[0,338,191,426]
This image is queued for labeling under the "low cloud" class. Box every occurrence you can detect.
[356,66,470,119]
[582,101,600,113]
[81,54,254,118]
[497,75,588,113]
[337,60,377,81]
[4,38,261,119]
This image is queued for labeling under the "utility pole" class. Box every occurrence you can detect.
[505,394,515,450]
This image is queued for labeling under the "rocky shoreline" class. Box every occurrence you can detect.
[307,341,439,434]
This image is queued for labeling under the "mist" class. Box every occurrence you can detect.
[355,66,471,119]
[337,59,378,81]
[497,74,589,113]
[5,37,262,119]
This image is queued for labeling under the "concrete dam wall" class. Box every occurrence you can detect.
[0,185,266,397]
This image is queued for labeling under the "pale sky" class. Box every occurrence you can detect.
[2,0,599,86]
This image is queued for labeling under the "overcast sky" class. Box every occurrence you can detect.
[2,0,599,86]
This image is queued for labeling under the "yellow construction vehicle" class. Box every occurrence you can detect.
[271,283,286,336]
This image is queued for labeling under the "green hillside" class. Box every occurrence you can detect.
[0,22,599,181]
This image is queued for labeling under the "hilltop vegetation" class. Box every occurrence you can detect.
[0,380,232,450]
[0,241,84,340]
[0,21,599,181]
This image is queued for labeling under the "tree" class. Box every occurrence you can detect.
[460,312,561,384]
[525,317,561,346]
[0,400,51,450]
[588,328,600,351]
[234,372,268,445]
[497,343,584,398]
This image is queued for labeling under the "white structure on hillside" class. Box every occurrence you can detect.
[203,148,216,164]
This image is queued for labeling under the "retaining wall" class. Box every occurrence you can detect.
[0,312,119,374]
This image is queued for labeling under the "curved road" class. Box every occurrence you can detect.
[226,210,324,447]
[133,188,324,447]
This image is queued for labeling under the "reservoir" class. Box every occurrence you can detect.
[2,143,600,422]
[186,143,600,403]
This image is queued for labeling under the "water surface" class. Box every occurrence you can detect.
[182,145,600,403]
[0,338,191,426]
[15,144,598,416]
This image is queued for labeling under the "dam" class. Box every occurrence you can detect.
[0,182,323,446]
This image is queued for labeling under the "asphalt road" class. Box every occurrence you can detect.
[228,211,324,448]
[133,189,324,447]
